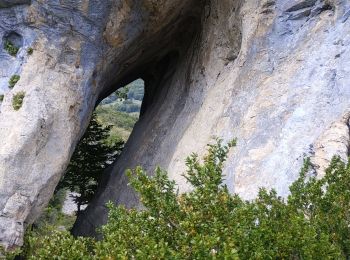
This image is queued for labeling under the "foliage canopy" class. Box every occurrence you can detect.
[23,139,350,259]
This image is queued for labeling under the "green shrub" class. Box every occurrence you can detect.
[8,75,20,89]
[26,230,94,260]
[12,91,25,111]
[0,246,21,260]
[4,40,19,56]
[22,140,350,259]
[27,47,33,55]
[0,95,4,102]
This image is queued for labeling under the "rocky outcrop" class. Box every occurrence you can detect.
[1,0,350,249]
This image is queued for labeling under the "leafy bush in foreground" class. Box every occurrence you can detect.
[24,140,350,259]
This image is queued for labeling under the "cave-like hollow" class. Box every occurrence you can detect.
[72,10,205,236]
[69,0,244,236]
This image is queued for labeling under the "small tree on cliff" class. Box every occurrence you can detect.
[58,113,124,214]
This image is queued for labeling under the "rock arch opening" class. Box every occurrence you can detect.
[34,79,146,230]
[72,28,203,238]
[0,0,247,249]
[13,0,243,241]
[55,11,202,234]
[71,0,243,237]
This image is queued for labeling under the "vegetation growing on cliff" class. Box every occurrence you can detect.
[12,91,25,110]
[27,47,33,55]
[4,40,19,56]
[22,140,350,259]
[8,75,20,89]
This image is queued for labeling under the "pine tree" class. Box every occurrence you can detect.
[58,113,124,215]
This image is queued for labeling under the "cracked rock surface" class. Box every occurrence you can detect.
[1,0,350,249]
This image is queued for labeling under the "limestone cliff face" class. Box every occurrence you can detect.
[0,0,350,249]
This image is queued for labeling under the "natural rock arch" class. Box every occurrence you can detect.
[1,0,350,249]
[73,0,243,237]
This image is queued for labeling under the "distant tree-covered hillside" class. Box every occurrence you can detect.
[96,79,145,142]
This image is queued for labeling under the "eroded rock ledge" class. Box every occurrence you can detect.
[1,0,350,249]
